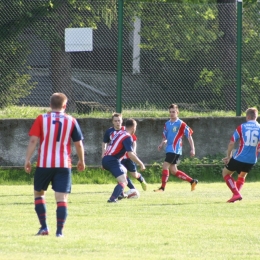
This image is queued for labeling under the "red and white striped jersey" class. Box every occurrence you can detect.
[29,112,83,168]
[104,130,133,160]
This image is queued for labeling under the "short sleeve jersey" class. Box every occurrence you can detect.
[163,118,193,155]
[29,112,83,168]
[231,120,260,164]
[103,126,137,159]
[104,130,134,159]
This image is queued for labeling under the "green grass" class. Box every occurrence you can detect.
[1,182,260,259]
[0,105,242,119]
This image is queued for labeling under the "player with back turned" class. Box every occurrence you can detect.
[24,93,85,237]
[222,107,260,203]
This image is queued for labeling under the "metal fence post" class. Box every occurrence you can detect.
[236,0,242,116]
[116,0,123,113]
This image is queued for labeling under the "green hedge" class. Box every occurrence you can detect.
[1,155,260,185]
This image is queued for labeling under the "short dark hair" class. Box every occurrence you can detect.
[50,93,68,109]
[168,104,179,111]
[111,112,122,120]
[125,118,137,128]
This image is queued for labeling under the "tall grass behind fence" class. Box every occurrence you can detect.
[0,1,259,113]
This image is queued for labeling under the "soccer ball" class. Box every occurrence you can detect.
[126,189,140,199]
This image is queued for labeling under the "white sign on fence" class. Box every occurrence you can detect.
[65,28,93,52]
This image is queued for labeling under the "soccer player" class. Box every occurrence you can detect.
[154,104,198,192]
[222,107,260,203]
[24,93,85,237]
[102,113,148,195]
[102,118,145,203]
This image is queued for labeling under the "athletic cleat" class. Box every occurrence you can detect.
[141,180,148,191]
[227,194,242,203]
[56,233,64,238]
[154,187,164,192]
[118,193,128,200]
[190,179,198,191]
[107,199,117,203]
[35,227,49,236]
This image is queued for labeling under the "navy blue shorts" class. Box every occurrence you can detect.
[225,157,254,173]
[34,167,72,193]
[165,153,180,164]
[102,156,127,178]
[121,158,137,172]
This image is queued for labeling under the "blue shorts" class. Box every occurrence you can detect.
[102,156,127,178]
[34,167,72,193]
[121,158,137,172]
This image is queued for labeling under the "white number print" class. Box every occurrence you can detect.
[244,130,259,146]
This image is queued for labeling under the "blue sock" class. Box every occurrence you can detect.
[137,174,144,183]
[56,202,68,235]
[127,176,135,189]
[35,197,47,229]
[110,183,124,200]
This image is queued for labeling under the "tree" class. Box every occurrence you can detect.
[0,0,37,108]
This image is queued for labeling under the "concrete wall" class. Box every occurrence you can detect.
[0,117,247,166]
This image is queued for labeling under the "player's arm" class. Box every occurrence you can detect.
[158,137,167,151]
[133,141,137,153]
[102,142,107,158]
[187,135,195,157]
[222,141,235,165]
[127,151,145,171]
[24,135,39,174]
[74,140,85,172]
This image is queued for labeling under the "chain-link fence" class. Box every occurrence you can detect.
[0,1,259,113]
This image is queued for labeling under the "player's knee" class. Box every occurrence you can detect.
[119,182,127,188]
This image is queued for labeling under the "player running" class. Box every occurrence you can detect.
[222,107,260,203]
[155,104,198,192]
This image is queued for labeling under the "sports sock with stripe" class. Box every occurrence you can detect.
[56,201,68,235]
[35,197,47,229]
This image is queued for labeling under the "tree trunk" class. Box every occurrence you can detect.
[50,1,75,111]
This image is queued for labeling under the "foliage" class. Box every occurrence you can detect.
[241,3,260,109]
[0,105,241,119]
[2,154,260,185]
[0,2,36,108]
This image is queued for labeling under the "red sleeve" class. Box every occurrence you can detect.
[132,134,137,141]
[29,115,42,137]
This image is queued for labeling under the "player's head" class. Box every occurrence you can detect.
[50,93,68,111]
[246,107,258,121]
[125,118,137,135]
[111,112,123,130]
[168,104,179,120]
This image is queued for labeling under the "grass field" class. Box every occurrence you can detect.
[1,182,260,260]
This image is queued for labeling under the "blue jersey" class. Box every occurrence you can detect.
[231,120,260,164]
[163,118,193,155]
[104,130,134,160]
